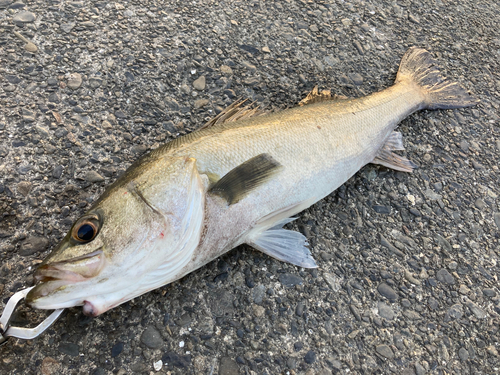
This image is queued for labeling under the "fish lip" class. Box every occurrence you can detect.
[34,249,104,283]
[34,266,87,283]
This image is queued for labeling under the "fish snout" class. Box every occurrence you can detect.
[34,250,106,283]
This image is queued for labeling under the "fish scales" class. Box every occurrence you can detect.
[25,48,477,316]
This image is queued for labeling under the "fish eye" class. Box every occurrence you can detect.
[72,217,100,243]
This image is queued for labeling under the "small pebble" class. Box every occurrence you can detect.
[153,360,163,371]
[67,73,83,89]
[377,283,398,300]
[376,344,394,359]
[193,76,206,90]
[13,10,35,22]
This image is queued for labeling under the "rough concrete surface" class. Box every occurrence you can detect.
[1,0,499,374]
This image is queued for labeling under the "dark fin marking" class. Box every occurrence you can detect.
[299,85,348,106]
[201,99,266,129]
[397,47,479,110]
[248,218,318,268]
[372,131,417,172]
[209,153,282,205]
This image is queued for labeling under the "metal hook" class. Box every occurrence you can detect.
[0,287,65,346]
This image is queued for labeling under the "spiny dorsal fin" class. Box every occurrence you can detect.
[201,99,266,129]
[209,153,282,205]
[372,131,417,172]
[299,86,348,106]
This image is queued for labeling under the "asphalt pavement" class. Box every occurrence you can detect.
[0,0,499,374]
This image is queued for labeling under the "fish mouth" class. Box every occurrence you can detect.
[26,250,106,309]
[34,249,105,283]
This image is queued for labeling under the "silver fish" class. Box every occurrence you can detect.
[26,48,477,316]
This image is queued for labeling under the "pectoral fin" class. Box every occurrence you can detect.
[248,218,318,268]
[209,153,282,205]
[372,131,417,172]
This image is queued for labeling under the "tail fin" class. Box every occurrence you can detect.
[397,47,479,110]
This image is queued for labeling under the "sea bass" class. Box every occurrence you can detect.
[26,48,477,316]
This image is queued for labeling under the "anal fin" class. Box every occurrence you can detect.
[372,131,417,173]
[248,218,318,269]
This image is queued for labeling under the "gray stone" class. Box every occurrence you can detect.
[466,301,487,319]
[424,189,441,200]
[414,362,426,375]
[296,301,305,317]
[131,144,148,155]
[5,75,21,84]
[194,99,209,108]
[0,0,14,9]
[279,273,303,288]
[402,310,421,320]
[52,165,63,179]
[84,171,105,183]
[58,342,79,356]
[60,22,76,33]
[436,269,455,284]
[286,357,297,369]
[16,181,31,196]
[377,283,398,300]
[380,234,404,257]
[458,347,469,361]
[207,289,234,316]
[304,350,316,364]
[494,213,500,229]
[219,357,239,375]
[323,273,341,291]
[89,77,103,89]
[193,76,206,90]
[67,73,82,90]
[19,236,49,256]
[220,65,233,75]
[48,93,60,103]
[483,288,496,297]
[140,326,163,349]
[375,344,394,359]
[13,11,35,22]
[435,234,452,252]
[349,73,363,85]
[444,304,463,321]
[252,284,266,304]
[241,61,256,72]
[165,98,180,111]
[80,21,95,27]
[377,302,395,320]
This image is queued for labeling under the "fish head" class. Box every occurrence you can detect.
[26,157,207,316]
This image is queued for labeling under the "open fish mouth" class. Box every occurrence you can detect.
[35,266,88,283]
[34,249,105,283]
[26,249,106,308]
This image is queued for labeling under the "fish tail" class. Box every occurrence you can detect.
[396,47,479,109]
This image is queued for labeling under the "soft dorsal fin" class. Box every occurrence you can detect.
[201,99,267,129]
[299,86,348,106]
[372,131,417,172]
[209,153,282,205]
